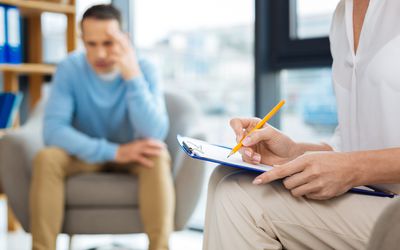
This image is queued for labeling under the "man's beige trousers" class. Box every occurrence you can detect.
[30,147,174,250]
[203,166,396,250]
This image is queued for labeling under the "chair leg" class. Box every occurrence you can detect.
[0,195,21,232]
[68,234,73,250]
[7,206,20,231]
[66,234,135,250]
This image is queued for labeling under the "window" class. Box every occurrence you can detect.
[134,0,255,228]
[257,0,335,71]
[280,0,339,142]
[42,13,67,64]
[280,68,337,143]
[256,0,339,145]
[292,0,339,39]
[41,0,112,63]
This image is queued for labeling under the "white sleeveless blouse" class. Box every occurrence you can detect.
[330,0,400,192]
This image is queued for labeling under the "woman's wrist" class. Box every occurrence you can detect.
[346,150,382,187]
[336,150,393,188]
[293,142,333,158]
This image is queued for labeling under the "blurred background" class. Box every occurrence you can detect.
[0,0,340,249]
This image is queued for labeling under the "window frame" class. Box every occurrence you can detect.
[112,0,135,42]
[255,0,334,124]
[267,0,333,70]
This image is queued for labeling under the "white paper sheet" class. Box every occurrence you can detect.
[178,135,273,172]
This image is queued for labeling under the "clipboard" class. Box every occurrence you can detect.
[177,135,273,173]
[177,135,396,198]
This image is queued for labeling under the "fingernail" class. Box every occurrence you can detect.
[253,154,261,162]
[245,149,252,157]
[242,137,251,145]
[253,178,262,185]
[236,135,241,143]
[237,133,244,142]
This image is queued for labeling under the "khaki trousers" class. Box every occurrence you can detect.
[203,166,397,250]
[30,147,175,250]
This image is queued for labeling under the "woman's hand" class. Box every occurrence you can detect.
[253,151,357,200]
[230,118,303,166]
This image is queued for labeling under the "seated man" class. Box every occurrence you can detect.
[204,0,400,249]
[30,5,174,250]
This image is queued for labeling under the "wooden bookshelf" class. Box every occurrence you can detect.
[0,0,75,14]
[0,63,55,74]
[0,0,76,108]
[0,0,77,232]
[1,64,57,108]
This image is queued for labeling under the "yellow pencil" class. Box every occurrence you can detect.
[227,100,286,158]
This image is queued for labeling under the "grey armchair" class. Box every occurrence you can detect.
[0,90,206,234]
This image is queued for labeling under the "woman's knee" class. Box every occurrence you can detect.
[209,166,242,190]
[213,171,285,206]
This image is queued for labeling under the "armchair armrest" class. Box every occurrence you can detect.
[0,117,44,232]
[173,131,207,230]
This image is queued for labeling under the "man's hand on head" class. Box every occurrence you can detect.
[115,139,166,167]
[107,28,142,80]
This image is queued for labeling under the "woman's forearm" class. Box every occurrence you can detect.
[350,148,400,186]
[295,142,333,156]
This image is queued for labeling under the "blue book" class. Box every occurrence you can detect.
[0,4,6,63]
[0,95,6,121]
[0,93,11,127]
[0,93,15,128]
[6,92,22,128]
[5,5,22,64]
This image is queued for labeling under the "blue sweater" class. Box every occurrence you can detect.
[43,51,169,163]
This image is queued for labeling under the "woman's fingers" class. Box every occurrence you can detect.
[230,118,246,143]
[290,183,320,198]
[242,126,275,147]
[230,118,260,143]
[253,157,307,184]
[239,147,261,164]
[282,170,313,190]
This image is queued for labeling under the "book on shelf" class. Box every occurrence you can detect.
[5,5,22,64]
[0,4,5,63]
[0,92,23,129]
[0,4,22,64]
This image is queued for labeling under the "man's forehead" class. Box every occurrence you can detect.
[81,18,120,36]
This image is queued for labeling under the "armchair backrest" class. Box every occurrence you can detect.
[164,90,202,165]
[22,89,202,167]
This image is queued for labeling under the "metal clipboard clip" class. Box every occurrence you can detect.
[182,140,204,156]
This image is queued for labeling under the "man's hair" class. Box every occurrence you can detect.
[81,4,122,29]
